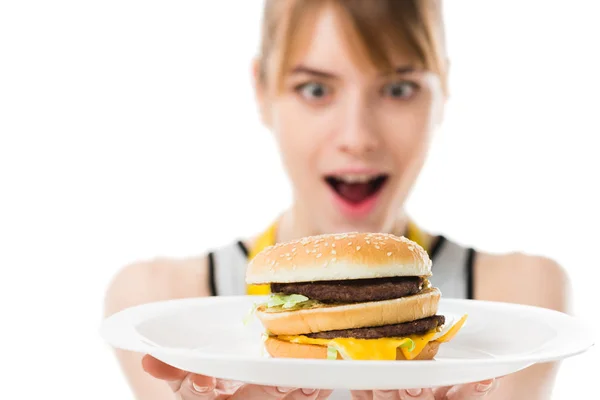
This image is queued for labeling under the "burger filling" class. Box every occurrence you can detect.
[275,314,467,361]
[304,315,445,339]
[270,276,424,303]
[249,276,465,361]
[262,276,432,313]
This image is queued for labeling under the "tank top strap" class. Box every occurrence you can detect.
[207,240,250,296]
[427,235,476,300]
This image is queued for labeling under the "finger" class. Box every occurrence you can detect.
[285,389,334,400]
[142,355,221,396]
[443,379,498,399]
[142,354,187,381]
[399,388,435,400]
[176,374,220,399]
[350,390,373,400]
[315,390,335,399]
[432,385,452,400]
[372,390,401,400]
[227,384,294,400]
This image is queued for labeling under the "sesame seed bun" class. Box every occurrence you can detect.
[246,232,432,284]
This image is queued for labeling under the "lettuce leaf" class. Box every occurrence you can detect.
[242,303,259,326]
[399,338,416,352]
[267,293,310,309]
[327,346,338,360]
[243,293,311,325]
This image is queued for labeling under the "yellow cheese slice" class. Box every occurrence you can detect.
[398,330,438,360]
[275,315,467,361]
[279,335,414,360]
[435,314,468,343]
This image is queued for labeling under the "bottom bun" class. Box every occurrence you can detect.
[264,337,440,361]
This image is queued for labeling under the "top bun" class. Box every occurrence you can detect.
[246,232,432,284]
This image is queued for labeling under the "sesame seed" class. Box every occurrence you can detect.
[316,253,322,258]
[331,250,337,255]
[356,246,361,251]
[387,252,392,256]
[366,240,370,244]
[375,245,380,249]
[348,242,352,245]
[324,242,329,246]
[331,257,337,262]
[287,257,292,261]
[292,247,297,252]
[332,243,336,248]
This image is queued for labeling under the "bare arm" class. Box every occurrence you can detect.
[474,252,572,400]
[103,256,211,400]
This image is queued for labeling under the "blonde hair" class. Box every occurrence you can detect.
[257,0,447,93]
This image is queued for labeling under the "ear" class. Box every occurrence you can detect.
[251,57,271,127]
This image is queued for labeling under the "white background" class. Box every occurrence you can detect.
[0,1,598,399]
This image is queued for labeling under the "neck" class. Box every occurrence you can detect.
[275,203,410,244]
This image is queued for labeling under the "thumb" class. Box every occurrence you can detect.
[142,354,187,381]
[142,355,218,396]
[436,379,497,399]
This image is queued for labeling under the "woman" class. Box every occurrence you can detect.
[104,0,570,399]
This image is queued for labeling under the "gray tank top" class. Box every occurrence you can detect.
[207,236,475,399]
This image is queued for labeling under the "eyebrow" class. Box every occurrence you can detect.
[393,65,417,74]
[290,64,419,79]
[290,65,338,79]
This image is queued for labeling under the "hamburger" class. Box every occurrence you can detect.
[245,232,467,361]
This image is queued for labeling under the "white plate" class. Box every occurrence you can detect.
[100,295,595,390]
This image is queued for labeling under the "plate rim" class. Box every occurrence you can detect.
[100,295,596,367]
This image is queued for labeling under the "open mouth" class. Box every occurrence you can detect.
[324,174,389,204]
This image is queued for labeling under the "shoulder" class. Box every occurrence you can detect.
[103,255,211,317]
[473,250,572,313]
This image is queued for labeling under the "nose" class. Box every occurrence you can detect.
[336,97,380,158]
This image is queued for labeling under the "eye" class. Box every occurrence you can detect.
[382,81,418,99]
[296,82,331,100]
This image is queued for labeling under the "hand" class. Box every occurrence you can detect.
[142,355,333,399]
[351,378,498,399]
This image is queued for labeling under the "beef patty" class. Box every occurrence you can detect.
[270,276,423,303]
[305,315,445,339]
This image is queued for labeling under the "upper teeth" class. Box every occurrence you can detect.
[337,174,374,183]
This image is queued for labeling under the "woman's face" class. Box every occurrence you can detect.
[256,7,446,235]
